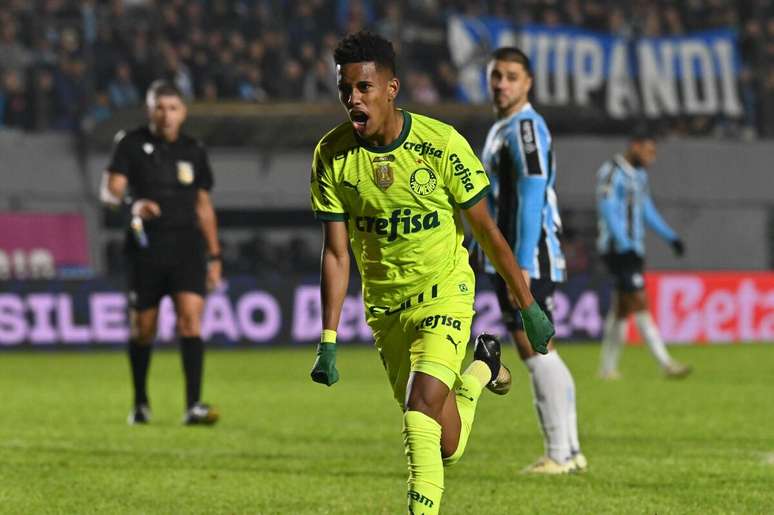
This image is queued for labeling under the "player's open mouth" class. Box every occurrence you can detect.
[350,111,369,133]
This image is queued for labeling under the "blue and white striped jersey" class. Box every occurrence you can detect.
[596,154,678,257]
[481,103,566,282]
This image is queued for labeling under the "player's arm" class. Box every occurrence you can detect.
[102,132,160,218]
[320,220,350,332]
[597,168,632,251]
[464,199,533,309]
[101,132,130,208]
[100,171,127,208]
[196,189,222,289]
[195,190,219,257]
[311,220,349,386]
[309,142,348,385]
[464,199,552,354]
[642,182,683,256]
[445,128,553,353]
[510,120,550,279]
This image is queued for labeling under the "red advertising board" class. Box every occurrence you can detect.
[644,272,774,344]
[0,212,90,278]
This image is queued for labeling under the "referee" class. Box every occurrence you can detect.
[100,80,221,425]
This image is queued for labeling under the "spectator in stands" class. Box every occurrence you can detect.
[280,59,305,99]
[88,91,112,125]
[303,58,338,101]
[127,29,157,95]
[53,58,88,130]
[288,1,320,54]
[435,61,467,102]
[406,69,440,104]
[0,19,31,74]
[0,0,772,138]
[337,0,375,33]
[27,67,56,130]
[1,69,28,128]
[238,65,268,102]
[260,30,286,98]
[160,44,194,99]
[108,62,141,109]
[201,79,219,102]
[92,25,120,90]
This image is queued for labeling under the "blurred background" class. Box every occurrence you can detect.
[0,0,772,347]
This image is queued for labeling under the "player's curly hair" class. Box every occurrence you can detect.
[491,47,533,78]
[334,31,396,75]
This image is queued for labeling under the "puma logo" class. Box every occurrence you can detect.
[446,334,460,352]
[341,179,360,194]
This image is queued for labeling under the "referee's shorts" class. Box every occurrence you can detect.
[489,273,556,333]
[126,230,207,310]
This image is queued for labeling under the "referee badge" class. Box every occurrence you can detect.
[372,155,394,191]
[177,161,194,185]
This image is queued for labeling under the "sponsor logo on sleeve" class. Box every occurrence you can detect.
[519,119,543,176]
[314,157,331,207]
[448,153,476,192]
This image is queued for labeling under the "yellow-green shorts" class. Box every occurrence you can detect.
[368,296,474,407]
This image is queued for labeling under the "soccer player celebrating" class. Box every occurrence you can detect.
[100,81,221,425]
[596,130,691,379]
[309,32,554,514]
[480,47,585,474]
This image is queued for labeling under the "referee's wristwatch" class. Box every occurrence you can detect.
[207,254,222,263]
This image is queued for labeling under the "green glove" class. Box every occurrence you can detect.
[520,301,554,355]
[310,342,339,386]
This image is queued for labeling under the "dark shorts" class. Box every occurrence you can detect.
[603,252,645,293]
[490,274,556,332]
[126,230,207,310]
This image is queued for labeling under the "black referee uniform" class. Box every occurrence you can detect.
[108,124,217,423]
[110,126,213,305]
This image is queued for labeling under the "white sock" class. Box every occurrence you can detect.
[555,355,581,455]
[634,311,671,368]
[599,310,626,374]
[525,351,572,464]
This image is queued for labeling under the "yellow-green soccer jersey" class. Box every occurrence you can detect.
[310,110,490,313]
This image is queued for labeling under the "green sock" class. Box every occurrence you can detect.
[443,363,487,467]
[403,410,443,515]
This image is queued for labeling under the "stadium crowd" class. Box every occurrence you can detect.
[1,0,773,136]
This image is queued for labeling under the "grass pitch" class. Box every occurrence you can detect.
[1,343,772,514]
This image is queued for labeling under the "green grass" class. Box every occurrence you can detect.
[1,343,773,514]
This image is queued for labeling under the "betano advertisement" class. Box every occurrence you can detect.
[0,272,771,348]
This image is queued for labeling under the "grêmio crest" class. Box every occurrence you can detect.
[372,155,395,191]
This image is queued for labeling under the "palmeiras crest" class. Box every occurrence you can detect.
[372,155,395,191]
